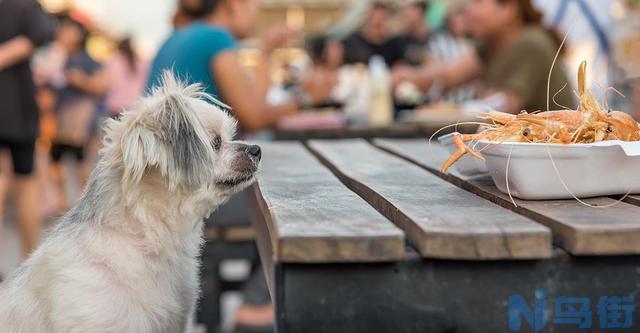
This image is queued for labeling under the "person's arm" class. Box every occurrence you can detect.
[0,0,56,71]
[392,51,483,92]
[66,68,109,96]
[251,52,271,102]
[251,25,298,101]
[212,51,299,131]
[473,90,523,114]
[0,36,34,71]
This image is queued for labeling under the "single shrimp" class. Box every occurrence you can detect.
[604,111,640,141]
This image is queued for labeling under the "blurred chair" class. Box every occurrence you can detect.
[198,191,270,333]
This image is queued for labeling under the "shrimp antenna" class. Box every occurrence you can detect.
[603,86,626,111]
[505,144,517,207]
[552,83,571,110]
[547,30,570,111]
[544,144,629,208]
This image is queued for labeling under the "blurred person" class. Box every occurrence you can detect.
[0,0,56,266]
[342,2,405,66]
[173,0,215,28]
[397,1,477,103]
[31,39,67,146]
[535,0,620,102]
[398,1,474,64]
[446,3,469,39]
[433,5,477,103]
[50,15,107,211]
[392,0,575,114]
[300,35,345,107]
[147,0,330,132]
[397,1,433,66]
[306,35,344,72]
[427,5,474,63]
[105,38,150,117]
[31,29,69,220]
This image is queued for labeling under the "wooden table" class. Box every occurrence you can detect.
[248,139,640,333]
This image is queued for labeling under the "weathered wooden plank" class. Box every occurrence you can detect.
[248,189,277,298]
[254,141,405,263]
[374,138,640,256]
[308,139,552,260]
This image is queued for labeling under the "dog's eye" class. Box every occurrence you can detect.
[211,136,222,151]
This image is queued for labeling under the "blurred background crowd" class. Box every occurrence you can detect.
[1,0,640,332]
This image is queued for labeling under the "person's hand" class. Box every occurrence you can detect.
[260,25,299,53]
[65,68,88,87]
[415,101,460,115]
[0,36,35,72]
[391,65,414,87]
[302,69,338,105]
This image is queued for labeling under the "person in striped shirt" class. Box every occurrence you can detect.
[396,1,477,104]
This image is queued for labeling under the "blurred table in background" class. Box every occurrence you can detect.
[274,108,478,140]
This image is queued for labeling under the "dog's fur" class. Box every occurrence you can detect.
[0,73,260,332]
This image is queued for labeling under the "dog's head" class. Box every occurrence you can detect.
[103,72,260,203]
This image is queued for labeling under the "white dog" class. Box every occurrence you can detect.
[0,73,261,332]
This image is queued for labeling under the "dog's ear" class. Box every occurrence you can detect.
[157,91,213,191]
[121,122,162,188]
[121,72,213,191]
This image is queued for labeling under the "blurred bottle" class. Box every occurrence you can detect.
[368,55,393,126]
[339,64,370,125]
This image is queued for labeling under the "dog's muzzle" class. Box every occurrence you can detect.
[216,143,261,187]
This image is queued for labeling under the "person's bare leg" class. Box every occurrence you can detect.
[14,174,41,257]
[35,147,56,219]
[234,304,275,327]
[50,162,68,212]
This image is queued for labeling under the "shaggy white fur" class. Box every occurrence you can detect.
[0,73,260,333]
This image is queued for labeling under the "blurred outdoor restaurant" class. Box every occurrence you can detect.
[1,0,640,332]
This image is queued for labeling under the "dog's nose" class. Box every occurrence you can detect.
[247,144,261,161]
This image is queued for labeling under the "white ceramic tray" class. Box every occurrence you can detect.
[476,140,640,200]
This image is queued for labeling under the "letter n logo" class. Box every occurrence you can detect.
[509,288,548,331]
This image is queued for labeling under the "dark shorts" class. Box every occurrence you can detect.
[50,142,85,162]
[0,138,36,175]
